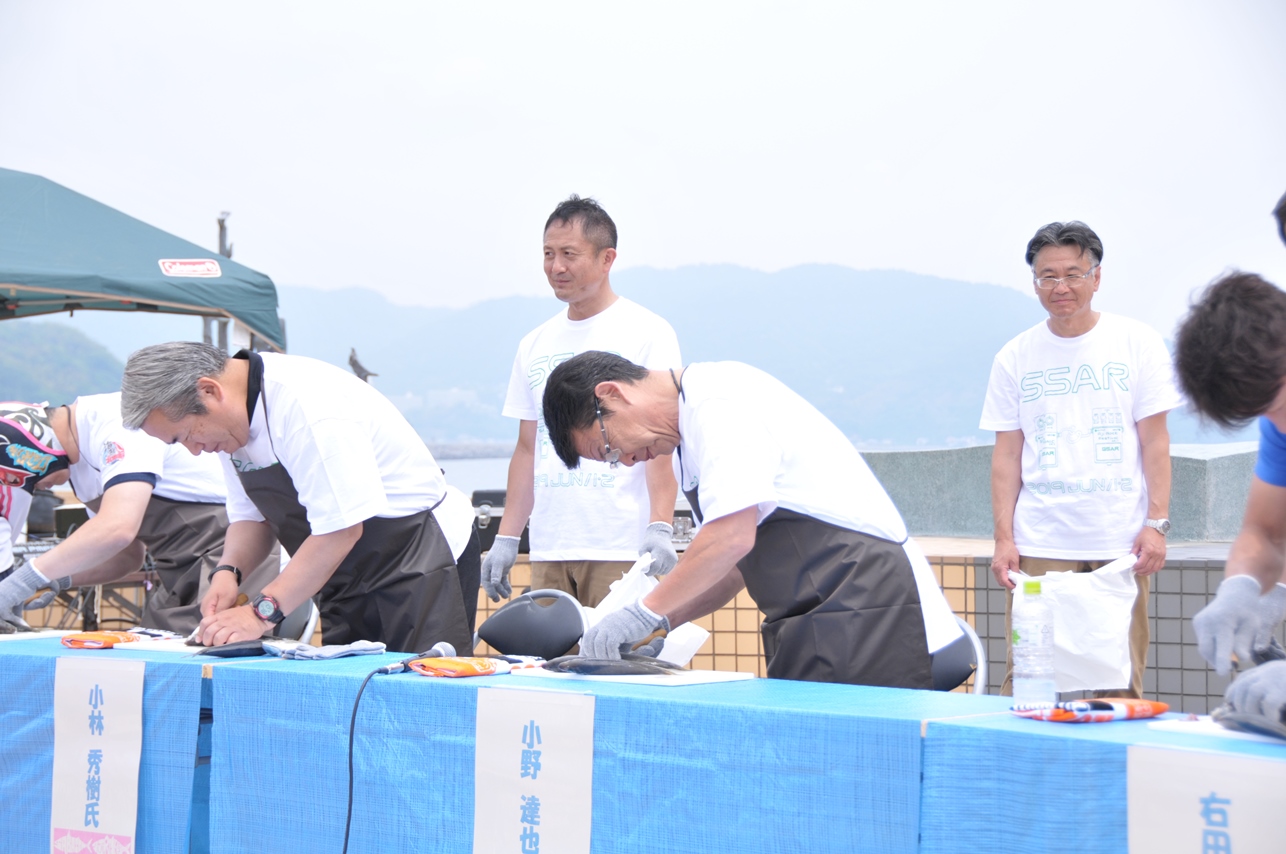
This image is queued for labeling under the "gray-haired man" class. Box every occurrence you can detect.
[121,343,479,653]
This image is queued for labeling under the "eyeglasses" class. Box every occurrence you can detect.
[1034,266,1099,290]
[594,398,621,468]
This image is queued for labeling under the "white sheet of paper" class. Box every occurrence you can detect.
[1128,744,1286,853]
[474,687,595,854]
[0,628,73,642]
[512,667,756,687]
[51,657,145,854]
[1147,716,1286,746]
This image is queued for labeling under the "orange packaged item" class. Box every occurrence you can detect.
[408,656,508,678]
[61,631,147,649]
[1012,698,1169,723]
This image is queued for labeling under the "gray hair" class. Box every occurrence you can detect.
[1025,221,1104,268]
[120,342,229,429]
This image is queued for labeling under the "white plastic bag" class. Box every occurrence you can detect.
[1010,553,1137,693]
[583,556,710,667]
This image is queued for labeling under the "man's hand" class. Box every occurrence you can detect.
[1131,526,1166,576]
[1253,584,1286,653]
[195,604,271,646]
[201,569,242,619]
[639,522,678,577]
[0,565,49,629]
[1225,660,1286,723]
[481,535,520,602]
[580,600,670,660]
[24,574,72,610]
[1194,575,1266,675]
[991,539,1020,590]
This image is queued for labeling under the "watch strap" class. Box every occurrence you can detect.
[251,593,286,625]
[208,564,243,585]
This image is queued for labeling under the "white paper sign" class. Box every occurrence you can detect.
[1128,744,1286,853]
[50,657,145,854]
[474,687,595,854]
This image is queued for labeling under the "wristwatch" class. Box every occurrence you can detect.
[251,593,286,625]
[1144,518,1171,536]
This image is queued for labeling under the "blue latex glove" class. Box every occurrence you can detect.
[24,572,72,610]
[580,600,670,660]
[1194,576,1264,675]
[1225,660,1286,723]
[481,535,519,602]
[639,522,678,577]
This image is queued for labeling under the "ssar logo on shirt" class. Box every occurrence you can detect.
[103,441,125,466]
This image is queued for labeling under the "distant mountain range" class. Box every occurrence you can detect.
[20,263,1254,448]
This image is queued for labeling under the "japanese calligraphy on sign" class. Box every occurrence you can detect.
[51,657,145,854]
[475,688,594,854]
[1128,743,1286,853]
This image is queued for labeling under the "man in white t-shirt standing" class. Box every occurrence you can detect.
[482,196,681,607]
[981,221,1184,698]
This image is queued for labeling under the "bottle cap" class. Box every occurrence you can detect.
[1023,580,1042,595]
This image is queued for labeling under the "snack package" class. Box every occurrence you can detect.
[1012,698,1169,722]
[61,627,182,649]
[408,656,508,678]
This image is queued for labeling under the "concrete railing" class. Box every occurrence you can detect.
[861,442,1258,542]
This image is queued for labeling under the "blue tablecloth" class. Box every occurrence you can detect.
[209,657,1012,854]
[0,637,209,854]
[920,710,1286,854]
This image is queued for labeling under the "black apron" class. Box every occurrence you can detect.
[233,352,473,654]
[679,452,933,689]
[130,496,280,635]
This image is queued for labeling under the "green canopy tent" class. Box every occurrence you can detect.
[0,167,285,350]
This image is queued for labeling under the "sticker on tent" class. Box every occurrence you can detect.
[158,259,222,277]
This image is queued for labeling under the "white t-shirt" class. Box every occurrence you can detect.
[675,362,961,653]
[979,312,1185,559]
[502,297,681,561]
[70,392,226,506]
[223,354,473,559]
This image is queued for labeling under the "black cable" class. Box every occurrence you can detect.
[342,668,379,854]
[341,642,453,854]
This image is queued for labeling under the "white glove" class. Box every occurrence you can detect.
[0,564,48,631]
[1193,576,1264,675]
[1252,584,1286,653]
[580,600,669,660]
[25,573,72,610]
[1225,660,1286,723]
[481,535,520,602]
[639,522,678,577]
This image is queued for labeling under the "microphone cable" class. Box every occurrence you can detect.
[342,641,455,854]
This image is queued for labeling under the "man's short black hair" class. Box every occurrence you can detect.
[542,351,648,469]
[545,194,618,253]
[1025,221,1105,267]
[1174,271,1286,428]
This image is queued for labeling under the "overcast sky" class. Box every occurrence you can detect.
[1,1,1283,339]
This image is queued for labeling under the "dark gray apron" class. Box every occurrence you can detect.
[234,352,473,654]
[679,449,932,689]
[130,496,280,634]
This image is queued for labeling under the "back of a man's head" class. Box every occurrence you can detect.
[544,194,618,253]
[1175,271,1286,428]
[1025,221,1104,267]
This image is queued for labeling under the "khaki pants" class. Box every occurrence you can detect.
[1001,556,1151,699]
[529,560,637,609]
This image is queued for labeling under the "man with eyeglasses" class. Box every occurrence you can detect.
[482,195,681,608]
[980,221,1183,699]
[539,351,966,687]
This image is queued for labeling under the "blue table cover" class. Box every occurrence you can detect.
[210,657,1012,854]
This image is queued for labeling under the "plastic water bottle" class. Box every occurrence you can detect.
[1012,579,1056,707]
